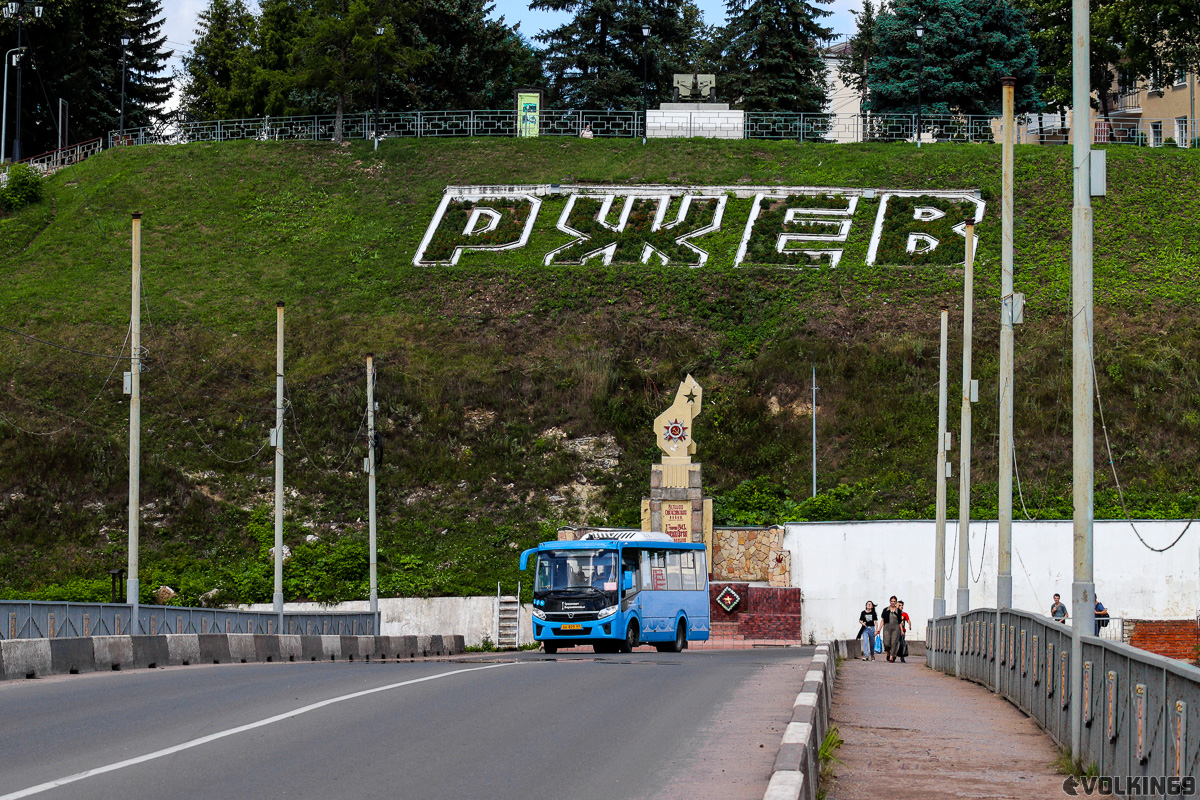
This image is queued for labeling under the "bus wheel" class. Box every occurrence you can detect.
[543,642,558,654]
[667,620,687,653]
[620,622,639,653]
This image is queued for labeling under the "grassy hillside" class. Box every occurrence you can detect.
[1,137,1198,604]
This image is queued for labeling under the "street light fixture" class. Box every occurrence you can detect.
[2,0,43,161]
[642,25,650,145]
[120,35,131,136]
[915,23,924,148]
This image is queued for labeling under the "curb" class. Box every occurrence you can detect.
[0,633,467,681]
[764,640,848,800]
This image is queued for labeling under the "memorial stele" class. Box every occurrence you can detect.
[642,375,714,563]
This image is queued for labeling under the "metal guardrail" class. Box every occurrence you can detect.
[108,110,1198,149]
[0,599,376,639]
[929,608,1200,785]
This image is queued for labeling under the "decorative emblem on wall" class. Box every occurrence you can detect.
[663,418,688,443]
[715,585,742,613]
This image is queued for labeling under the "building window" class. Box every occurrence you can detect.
[1151,121,1163,147]
[1173,69,1187,87]
[1177,118,1190,147]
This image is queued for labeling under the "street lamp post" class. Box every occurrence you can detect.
[119,35,130,135]
[3,0,43,162]
[915,23,924,148]
[374,25,384,151]
[1,46,25,163]
[642,25,650,145]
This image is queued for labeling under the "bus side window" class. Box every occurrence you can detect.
[681,550,697,590]
[696,550,708,590]
[622,551,640,593]
[640,550,652,590]
[666,551,681,591]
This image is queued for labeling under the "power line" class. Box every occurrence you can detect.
[0,322,128,360]
[0,321,130,436]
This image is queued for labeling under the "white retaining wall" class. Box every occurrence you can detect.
[786,520,1200,643]
[245,597,534,648]
[647,109,745,139]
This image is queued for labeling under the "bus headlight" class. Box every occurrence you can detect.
[597,605,617,619]
[532,608,546,620]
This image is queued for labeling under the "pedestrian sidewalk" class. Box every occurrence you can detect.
[826,655,1066,799]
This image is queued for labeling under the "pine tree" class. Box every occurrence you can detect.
[179,0,255,121]
[392,0,543,110]
[532,0,699,109]
[722,0,834,112]
[122,0,174,129]
[866,0,1041,117]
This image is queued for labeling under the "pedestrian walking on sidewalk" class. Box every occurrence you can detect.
[880,596,903,662]
[897,600,912,663]
[858,601,879,660]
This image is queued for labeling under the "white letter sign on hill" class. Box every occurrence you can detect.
[414,185,985,268]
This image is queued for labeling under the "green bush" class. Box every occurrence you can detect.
[0,163,44,210]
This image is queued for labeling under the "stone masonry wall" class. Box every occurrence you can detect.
[712,526,785,582]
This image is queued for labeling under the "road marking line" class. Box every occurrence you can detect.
[2,662,520,799]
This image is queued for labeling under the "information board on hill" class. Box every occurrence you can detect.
[414,185,985,269]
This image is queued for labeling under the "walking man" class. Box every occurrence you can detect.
[897,600,912,663]
[1051,593,1068,624]
[881,596,903,663]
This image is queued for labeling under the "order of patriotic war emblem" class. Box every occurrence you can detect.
[663,419,689,449]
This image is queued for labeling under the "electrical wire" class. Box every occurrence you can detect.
[284,380,368,473]
[0,321,130,436]
[0,323,128,359]
[1081,311,1198,552]
[969,520,988,584]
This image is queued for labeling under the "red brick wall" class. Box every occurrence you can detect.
[1127,619,1199,662]
[709,583,804,639]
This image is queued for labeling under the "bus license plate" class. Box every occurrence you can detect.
[560,624,582,630]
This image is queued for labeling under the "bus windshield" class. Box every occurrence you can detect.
[535,550,619,592]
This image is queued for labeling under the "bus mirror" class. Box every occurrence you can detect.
[520,548,537,570]
[623,572,634,591]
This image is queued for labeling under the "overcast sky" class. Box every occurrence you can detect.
[157,0,860,108]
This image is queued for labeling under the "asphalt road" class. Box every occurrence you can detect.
[0,647,814,800]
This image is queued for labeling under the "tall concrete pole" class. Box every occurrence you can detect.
[811,364,817,498]
[273,301,285,630]
[955,218,976,677]
[367,354,378,630]
[997,77,1017,691]
[934,306,949,623]
[127,213,142,628]
[1070,0,1096,758]
[998,77,1016,614]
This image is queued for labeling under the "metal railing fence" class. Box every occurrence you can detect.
[929,608,1200,786]
[107,110,1199,149]
[1,599,376,639]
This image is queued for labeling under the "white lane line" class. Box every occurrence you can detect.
[2,661,520,799]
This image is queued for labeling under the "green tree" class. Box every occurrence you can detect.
[178,0,255,120]
[722,0,834,112]
[837,0,882,103]
[866,0,1041,116]
[122,0,175,129]
[392,0,543,110]
[1015,0,1124,116]
[532,0,702,109]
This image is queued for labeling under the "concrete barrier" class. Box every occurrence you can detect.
[0,632,465,680]
[228,634,256,663]
[198,633,232,664]
[2,639,52,679]
[166,634,200,666]
[49,637,96,675]
[131,635,170,669]
[763,640,847,800]
[93,635,134,671]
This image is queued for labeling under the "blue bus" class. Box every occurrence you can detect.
[519,531,710,654]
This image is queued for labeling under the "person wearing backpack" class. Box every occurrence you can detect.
[1094,599,1110,635]
[857,601,879,661]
